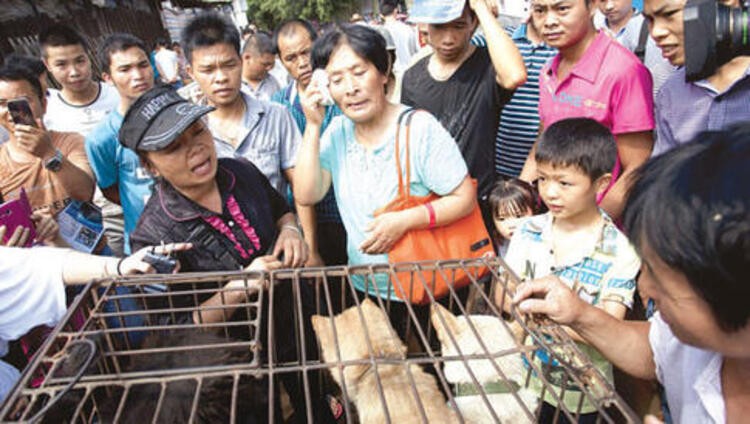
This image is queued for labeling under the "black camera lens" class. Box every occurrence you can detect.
[726,5,750,55]
[684,0,749,81]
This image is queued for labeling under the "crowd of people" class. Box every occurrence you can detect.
[0,0,748,422]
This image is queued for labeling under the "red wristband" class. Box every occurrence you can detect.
[424,202,436,229]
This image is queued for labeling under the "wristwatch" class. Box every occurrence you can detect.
[44,149,63,172]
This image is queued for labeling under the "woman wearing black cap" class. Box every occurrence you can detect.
[121,86,308,324]
[122,86,326,422]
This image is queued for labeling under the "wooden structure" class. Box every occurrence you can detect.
[0,0,168,76]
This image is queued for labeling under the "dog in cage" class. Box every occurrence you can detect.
[40,329,267,424]
[431,304,539,423]
[311,299,458,424]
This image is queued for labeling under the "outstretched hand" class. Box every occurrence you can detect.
[512,275,585,326]
[225,255,284,293]
[120,243,193,275]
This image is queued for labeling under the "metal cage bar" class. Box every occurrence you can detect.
[0,257,640,423]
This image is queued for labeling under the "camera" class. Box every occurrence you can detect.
[683,0,750,81]
[143,251,178,274]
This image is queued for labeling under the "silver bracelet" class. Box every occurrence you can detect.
[282,224,302,235]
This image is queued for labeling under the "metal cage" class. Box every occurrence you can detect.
[0,257,639,423]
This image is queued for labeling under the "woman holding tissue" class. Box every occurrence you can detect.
[294,24,475,302]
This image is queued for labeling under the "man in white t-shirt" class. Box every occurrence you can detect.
[39,24,125,255]
[44,83,119,137]
[381,0,419,74]
[153,38,182,89]
[0,242,190,402]
[512,126,750,424]
[39,24,120,137]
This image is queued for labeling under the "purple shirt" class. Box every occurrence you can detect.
[653,65,750,156]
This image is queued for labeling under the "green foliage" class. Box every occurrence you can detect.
[245,0,362,31]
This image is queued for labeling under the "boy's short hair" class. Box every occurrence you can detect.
[623,124,750,332]
[273,19,317,53]
[3,53,46,77]
[180,13,240,63]
[242,31,276,55]
[535,118,617,181]
[98,33,149,74]
[0,66,44,101]
[39,24,88,56]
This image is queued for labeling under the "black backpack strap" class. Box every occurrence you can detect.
[635,18,650,63]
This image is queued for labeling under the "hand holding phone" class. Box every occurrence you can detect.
[310,69,334,106]
[0,225,31,247]
[299,72,328,127]
[143,250,178,274]
[0,189,36,248]
[7,99,54,158]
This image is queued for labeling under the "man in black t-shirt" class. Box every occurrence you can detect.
[402,0,526,202]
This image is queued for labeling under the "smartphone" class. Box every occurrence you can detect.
[143,251,178,274]
[7,99,37,127]
[0,188,36,247]
[310,69,334,106]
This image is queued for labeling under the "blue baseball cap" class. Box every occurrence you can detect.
[408,0,467,24]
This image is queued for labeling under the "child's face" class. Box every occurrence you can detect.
[494,207,533,240]
[537,162,610,220]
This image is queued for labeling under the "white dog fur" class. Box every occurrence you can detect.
[431,303,539,423]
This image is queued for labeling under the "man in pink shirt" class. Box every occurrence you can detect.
[520,0,654,220]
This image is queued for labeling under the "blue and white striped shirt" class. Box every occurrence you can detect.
[491,26,557,178]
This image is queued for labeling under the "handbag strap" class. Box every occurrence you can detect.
[393,108,418,199]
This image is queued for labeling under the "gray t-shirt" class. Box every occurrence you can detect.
[210,92,301,196]
[245,74,282,102]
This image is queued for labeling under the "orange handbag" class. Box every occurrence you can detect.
[374,109,495,304]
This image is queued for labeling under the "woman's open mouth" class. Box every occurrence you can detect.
[190,158,213,176]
